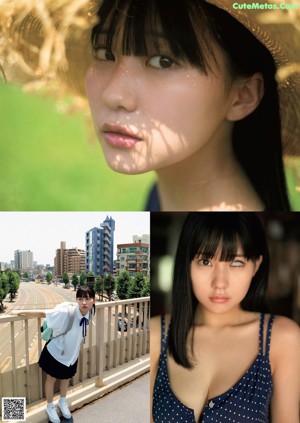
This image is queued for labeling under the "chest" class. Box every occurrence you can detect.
[166,326,259,422]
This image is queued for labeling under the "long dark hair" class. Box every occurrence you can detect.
[92,0,291,211]
[169,212,270,368]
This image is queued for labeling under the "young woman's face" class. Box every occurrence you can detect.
[190,245,262,314]
[77,295,95,316]
[85,34,236,174]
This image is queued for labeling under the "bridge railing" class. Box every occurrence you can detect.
[0,297,150,406]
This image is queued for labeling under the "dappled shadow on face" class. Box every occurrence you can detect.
[87,57,231,176]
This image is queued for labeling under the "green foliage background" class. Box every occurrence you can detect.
[0,84,155,211]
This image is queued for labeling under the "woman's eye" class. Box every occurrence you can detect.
[231,260,245,267]
[199,259,212,267]
[147,55,175,69]
[94,47,115,62]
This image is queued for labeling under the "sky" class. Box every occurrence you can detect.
[0,212,150,265]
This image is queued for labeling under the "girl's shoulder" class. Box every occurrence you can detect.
[269,315,300,386]
[47,302,76,314]
[46,302,77,323]
[270,314,300,362]
[271,314,300,340]
[273,315,300,337]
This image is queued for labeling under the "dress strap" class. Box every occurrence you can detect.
[265,314,275,358]
[160,315,166,351]
[259,313,275,357]
[160,315,171,353]
[258,313,265,355]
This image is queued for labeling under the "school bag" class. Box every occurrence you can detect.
[41,302,76,342]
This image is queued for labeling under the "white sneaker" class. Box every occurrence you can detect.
[58,398,72,419]
[46,404,60,423]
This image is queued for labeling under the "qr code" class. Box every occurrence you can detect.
[2,397,26,422]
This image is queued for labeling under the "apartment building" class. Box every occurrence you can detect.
[14,250,34,271]
[54,241,85,277]
[115,236,150,277]
[86,216,115,275]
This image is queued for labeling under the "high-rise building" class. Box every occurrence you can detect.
[14,250,34,271]
[64,248,86,275]
[54,241,66,277]
[54,242,85,277]
[115,235,150,277]
[86,216,115,275]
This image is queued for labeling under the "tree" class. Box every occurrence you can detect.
[0,273,9,312]
[62,272,69,288]
[128,272,145,299]
[23,271,29,280]
[80,272,87,285]
[7,271,20,301]
[95,276,102,301]
[116,271,131,300]
[46,272,53,285]
[71,274,79,290]
[141,277,150,297]
[104,273,115,300]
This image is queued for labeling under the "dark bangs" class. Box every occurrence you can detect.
[76,285,95,299]
[191,215,262,263]
[92,0,223,74]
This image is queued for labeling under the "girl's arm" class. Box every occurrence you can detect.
[270,316,300,422]
[150,315,162,423]
[9,309,46,318]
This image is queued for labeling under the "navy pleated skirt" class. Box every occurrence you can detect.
[38,343,78,379]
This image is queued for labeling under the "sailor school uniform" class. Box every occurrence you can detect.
[38,303,90,379]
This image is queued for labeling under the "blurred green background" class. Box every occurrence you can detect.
[0,84,155,211]
[0,83,299,211]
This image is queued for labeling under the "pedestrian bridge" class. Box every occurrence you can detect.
[0,297,150,423]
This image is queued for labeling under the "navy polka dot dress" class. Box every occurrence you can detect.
[153,314,274,423]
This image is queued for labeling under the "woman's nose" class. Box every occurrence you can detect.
[102,57,139,112]
[211,264,229,289]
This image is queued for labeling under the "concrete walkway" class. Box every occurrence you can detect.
[73,373,150,423]
[22,357,149,423]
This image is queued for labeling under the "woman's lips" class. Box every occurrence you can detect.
[209,296,230,304]
[101,123,142,149]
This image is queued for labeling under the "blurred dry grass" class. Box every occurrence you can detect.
[0,0,96,83]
